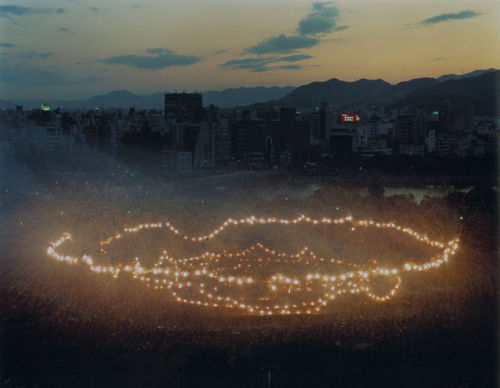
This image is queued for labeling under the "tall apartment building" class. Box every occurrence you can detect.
[310,102,334,145]
[392,113,426,148]
[162,150,192,174]
[164,92,203,122]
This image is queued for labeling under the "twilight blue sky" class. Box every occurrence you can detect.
[0,0,498,99]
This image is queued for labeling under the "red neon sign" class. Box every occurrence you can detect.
[341,113,360,123]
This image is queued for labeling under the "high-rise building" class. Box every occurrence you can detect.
[162,150,192,174]
[276,107,310,167]
[193,123,215,168]
[231,119,270,168]
[443,104,475,133]
[310,102,333,144]
[164,92,203,122]
[215,118,232,163]
[392,114,426,146]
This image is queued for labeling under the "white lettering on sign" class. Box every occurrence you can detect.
[341,113,360,123]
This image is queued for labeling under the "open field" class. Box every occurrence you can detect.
[0,156,498,387]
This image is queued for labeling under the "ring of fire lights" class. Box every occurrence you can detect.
[47,215,459,316]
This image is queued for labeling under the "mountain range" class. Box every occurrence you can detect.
[0,87,295,110]
[435,68,497,82]
[0,68,497,115]
[246,69,499,116]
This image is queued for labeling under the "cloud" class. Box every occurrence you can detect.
[240,3,346,56]
[279,54,314,62]
[0,5,65,17]
[0,42,16,48]
[332,25,349,32]
[221,53,312,72]
[272,65,302,70]
[420,10,481,25]
[214,49,227,55]
[145,48,167,55]
[243,34,319,55]
[99,49,201,70]
[433,57,447,61]
[221,57,274,71]
[78,76,101,83]
[90,7,99,12]
[297,2,347,36]
[0,60,99,87]
[59,27,75,34]
[249,64,304,73]
[21,51,54,59]
[131,5,140,9]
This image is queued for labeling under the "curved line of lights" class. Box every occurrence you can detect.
[47,215,459,315]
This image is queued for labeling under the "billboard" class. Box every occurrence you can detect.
[340,113,360,123]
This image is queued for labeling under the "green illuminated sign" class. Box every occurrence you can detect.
[41,103,50,111]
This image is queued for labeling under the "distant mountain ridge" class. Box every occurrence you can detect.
[248,69,499,116]
[387,71,500,116]
[436,68,497,82]
[0,86,295,110]
[204,86,295,108]
[0,69,497,115]
[278,78,395,108]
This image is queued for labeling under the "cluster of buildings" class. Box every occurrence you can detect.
[0,92,497,173]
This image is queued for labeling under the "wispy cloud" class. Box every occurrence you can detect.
[90,7,99,12]
[279,54,314,62]
[243,34,319,55]
[21,51,53,59]
[214,49,227,55]
[221,57,274,71]
[433,57,447,61]
[238,2,345,62]
[0,42,16,48]
[0,5,65,17]
[420,10,481,25]
[249,64,304,73]
[0,60,99,87]
[272,64,302,70]
[221,53,312,72]
[99,48,201,70]
[297,2,348,36]
[145,48,166,55]
[131,5,140,9]
[59,27,75,34]
[78,76,101,83]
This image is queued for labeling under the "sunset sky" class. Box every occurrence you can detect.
[0,0,499,99]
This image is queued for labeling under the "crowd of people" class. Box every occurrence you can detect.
[0,151,497,387]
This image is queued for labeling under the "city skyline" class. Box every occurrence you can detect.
[1,0,499,100]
